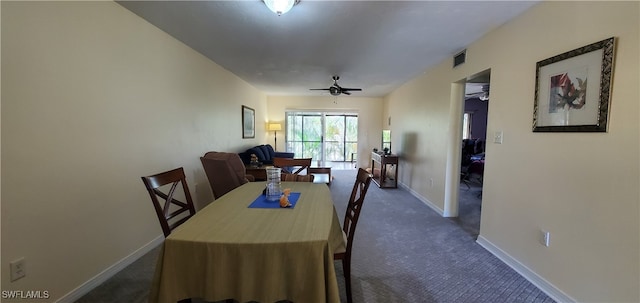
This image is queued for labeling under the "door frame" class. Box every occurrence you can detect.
[444,69,491,218]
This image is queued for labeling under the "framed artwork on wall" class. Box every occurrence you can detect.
[242,105,255,138]
[533,37,616,132]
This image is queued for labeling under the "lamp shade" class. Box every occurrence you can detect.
[263,0,297,16]
[268,123,282,131]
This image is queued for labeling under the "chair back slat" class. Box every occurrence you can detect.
[141,167,196,237]
[281,173,315,182]
[163,182,180,216]
[273,157,312,175]
[153,189,189,208]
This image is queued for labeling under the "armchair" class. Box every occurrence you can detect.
[201,152,254,199]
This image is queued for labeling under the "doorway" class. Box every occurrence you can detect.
[284,111,358,165]
[455,70,490,238]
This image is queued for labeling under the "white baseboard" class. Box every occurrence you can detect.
[476,235,575,303]
[399,181,444,216]
[56,235,164,303]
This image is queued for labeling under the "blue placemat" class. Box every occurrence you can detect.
[248,192,301,209]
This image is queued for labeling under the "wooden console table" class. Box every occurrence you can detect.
[371,152,398,188]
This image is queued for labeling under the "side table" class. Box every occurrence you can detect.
[308,167,332,185]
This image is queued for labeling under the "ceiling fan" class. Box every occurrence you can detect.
[465,84,490,101]
[310,76,362,96]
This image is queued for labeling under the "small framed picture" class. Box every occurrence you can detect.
[533,37,616,132]
[242,105,255,139]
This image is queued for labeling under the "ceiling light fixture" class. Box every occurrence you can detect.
[263,0,299,16]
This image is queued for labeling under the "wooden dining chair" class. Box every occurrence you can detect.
[334,168,373,303]
[280,173,315,182]
[141,167,196,238]
[273,157,312,175]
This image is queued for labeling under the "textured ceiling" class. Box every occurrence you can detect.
[118,1,538,97]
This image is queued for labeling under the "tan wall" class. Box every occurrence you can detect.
[1,2,268,301]
[3,1,638,302]
[385,1,639,302]
[266,96,383,169]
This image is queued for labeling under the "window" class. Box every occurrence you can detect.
[285,111,358,162]
[463,112,473,139]
[382,130,391,152]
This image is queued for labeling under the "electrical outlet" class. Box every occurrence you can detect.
[540,230,550,247]
[10,258,26,281]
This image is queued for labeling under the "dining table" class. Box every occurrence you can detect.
[148,181,345,303]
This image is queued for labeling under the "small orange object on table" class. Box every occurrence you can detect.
[280,188,292,207]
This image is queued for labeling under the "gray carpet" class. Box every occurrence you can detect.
[452,180,483,239]
[76,169,554,303]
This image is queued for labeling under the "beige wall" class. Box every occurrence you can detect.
[385,1,639,302]
[1,2,268,301]
[3,1,638,303]
[266,96,383,169]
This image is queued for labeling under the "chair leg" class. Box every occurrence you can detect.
[343,258,353,303]
[460,173,471,190]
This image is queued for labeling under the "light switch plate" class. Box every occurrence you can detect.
[494,131,503,144]
[540,230,551,247]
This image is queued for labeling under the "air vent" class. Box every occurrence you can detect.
[453,50,466,68]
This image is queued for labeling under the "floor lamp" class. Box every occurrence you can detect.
[268,123,282,151]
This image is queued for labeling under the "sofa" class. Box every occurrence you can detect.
[238,144,294,166]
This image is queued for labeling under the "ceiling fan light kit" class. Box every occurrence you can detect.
[263,0,299,16]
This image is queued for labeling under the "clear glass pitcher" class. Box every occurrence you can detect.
[265,167,282,201]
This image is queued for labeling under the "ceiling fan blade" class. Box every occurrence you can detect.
[310,76,362,95]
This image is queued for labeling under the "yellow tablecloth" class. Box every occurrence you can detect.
[149,182,345,303]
